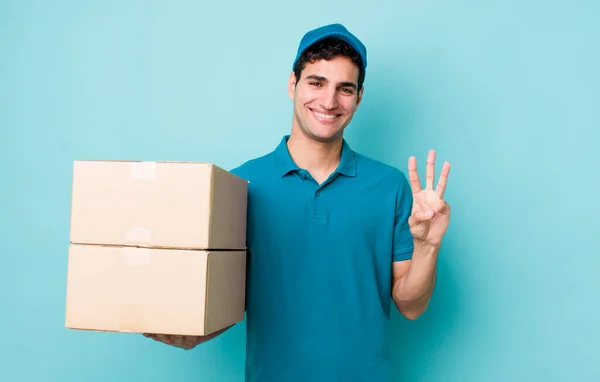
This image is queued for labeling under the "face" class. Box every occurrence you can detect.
[288,56,363,143]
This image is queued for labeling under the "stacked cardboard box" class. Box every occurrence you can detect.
[65,160,248,336]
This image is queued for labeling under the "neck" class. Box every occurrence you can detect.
[287,127,343,183]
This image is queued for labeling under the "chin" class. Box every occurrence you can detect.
[307,128,344,142]
[294,112,347,142]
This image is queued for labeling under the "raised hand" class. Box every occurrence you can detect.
[407,150,451,247]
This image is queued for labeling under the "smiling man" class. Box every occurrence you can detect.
[146,23,452,382]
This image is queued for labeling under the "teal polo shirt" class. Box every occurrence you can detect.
[231,135,414,382]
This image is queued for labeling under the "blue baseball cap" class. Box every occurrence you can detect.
[292,23,367,72]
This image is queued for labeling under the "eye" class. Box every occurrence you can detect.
[309,81,322,87]
[341,88,354,94]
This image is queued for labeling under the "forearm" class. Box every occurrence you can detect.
[393,241,440,319]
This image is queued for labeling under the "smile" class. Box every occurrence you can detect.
[310,108,340,122]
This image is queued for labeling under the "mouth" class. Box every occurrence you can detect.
[309,108,341,123]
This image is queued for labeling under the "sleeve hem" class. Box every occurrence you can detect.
[393,248,414,262]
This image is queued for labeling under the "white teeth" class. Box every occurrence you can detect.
[314,111,337,120]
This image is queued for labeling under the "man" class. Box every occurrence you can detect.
[146,23,451,381]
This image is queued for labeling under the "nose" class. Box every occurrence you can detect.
[319,86,338,110]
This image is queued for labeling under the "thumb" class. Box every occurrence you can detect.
[410,209,435,225]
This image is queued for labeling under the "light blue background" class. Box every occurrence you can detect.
[2,1,598,381]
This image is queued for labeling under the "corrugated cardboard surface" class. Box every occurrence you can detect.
[65,244,246,335]
[205,249,247,334]
[69,161,248,250]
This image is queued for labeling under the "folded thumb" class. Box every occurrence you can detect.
[415,209,435,221]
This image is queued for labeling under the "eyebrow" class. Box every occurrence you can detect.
[305,75,357,90]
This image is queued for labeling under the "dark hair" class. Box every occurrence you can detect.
[293,37,365,91]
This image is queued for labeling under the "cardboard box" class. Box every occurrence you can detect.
[69,161,248,250]
[65,244,246,335]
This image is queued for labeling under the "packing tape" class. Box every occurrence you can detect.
[130,161,156,180]
[124,247,150,267]
[126,227,152,244]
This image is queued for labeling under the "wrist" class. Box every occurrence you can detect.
[413,239,441,255]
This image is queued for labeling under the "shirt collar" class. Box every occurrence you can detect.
[274,135,356,178]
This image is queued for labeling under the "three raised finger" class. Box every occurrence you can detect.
[409,150,450,198]
[408,156,421,194]
[426,150,436,190]
[436,161,450,198]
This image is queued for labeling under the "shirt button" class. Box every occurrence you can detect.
[315,191,320,197]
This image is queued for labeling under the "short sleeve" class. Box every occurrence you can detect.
[393,173,414,262]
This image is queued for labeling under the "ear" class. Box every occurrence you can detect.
[288,71,297,100]
[356,86,364,108]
